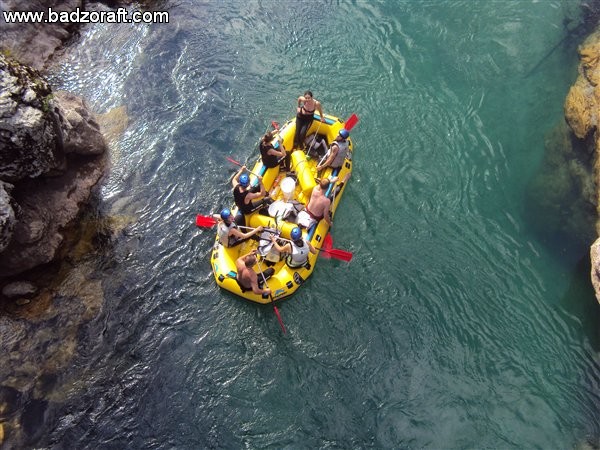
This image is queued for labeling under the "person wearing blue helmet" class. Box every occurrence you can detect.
[269,227,316,268]
[232,165,271,222]
[212,208,263,247]
[316,128,350,172]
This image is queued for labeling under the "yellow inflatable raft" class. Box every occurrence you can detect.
[211,113,354,303]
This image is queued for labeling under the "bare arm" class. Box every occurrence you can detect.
[316,100,324,121]
[317,145,338,171]
[251,268,271,295]
[232,165,247,189]
[244,177,266,203]
[231,226,263,240]
[323,200,332,225]
[267,147,286,158]
[236,248,257,266]
[270,236,290,254]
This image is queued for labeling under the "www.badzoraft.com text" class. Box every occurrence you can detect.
[2,7,169,24]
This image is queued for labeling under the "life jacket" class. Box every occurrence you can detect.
[286,239,310,268]
[260,141,279,168]
[233,185,253,214]
[217,221,238,247]
[330,139,349,168]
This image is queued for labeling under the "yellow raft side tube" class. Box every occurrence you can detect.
[210,113,353,303]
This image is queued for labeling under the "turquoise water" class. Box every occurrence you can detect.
[10,0,600,448]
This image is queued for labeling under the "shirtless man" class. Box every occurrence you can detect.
[297,178,332,228]
[235,249,272,295]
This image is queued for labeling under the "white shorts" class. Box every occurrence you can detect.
[297,210,317,229]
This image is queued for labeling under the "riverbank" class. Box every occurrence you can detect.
[0,0,113,295]
[563,26,600,303]
[0,1,114,446]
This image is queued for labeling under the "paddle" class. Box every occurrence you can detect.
[196,214,217,227]
[226,157,261,177]
[256,259,286,334]
[316,232,352,262]
[316,246,353,262]
[344,113,359,131]
[268,231,353,262]
[318,232,332,259]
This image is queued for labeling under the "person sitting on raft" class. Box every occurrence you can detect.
[304,133,328,158]
[296,173,351,229]
[316,128,350,173]
[297,178,332,229]
[232,166,272,224]
[212,208,263,247]
[235,249,273,295]
[270,227,316,269]
[259,131,288,169]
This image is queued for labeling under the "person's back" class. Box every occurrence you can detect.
[329,138,349,168]
[235,250,272,295]
[231,169,270,219]
[259,131,285,168]
[297,178,331,228]
[235,258,255,289]
[287,238,311,268]
[270,227,316,268]
[306,179,331,222]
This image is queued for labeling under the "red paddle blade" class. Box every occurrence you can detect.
[327,248,353,262]
[226,156,242,167]
[319,233,333,259]
[273,306,286,334]
[320,250,331,259]
[271,121,280,130]
[344,113,359,131]
[196,214,217,227]
[323,233,333,251]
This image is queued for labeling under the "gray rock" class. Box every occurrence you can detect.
[0,54,108,278]
[0,54,61,182]
[54,91,108,156]
[0,149,108,277]
[1,281,37,298]
[0,0,83,71]
[591,238,600,304]
[0,181,15,253]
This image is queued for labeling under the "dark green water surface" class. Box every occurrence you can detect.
[5,0,600,448]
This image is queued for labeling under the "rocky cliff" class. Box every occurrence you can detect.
[564,28,600,303]
[0,0,109,294]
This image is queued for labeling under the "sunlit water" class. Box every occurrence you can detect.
[3,0,600,448]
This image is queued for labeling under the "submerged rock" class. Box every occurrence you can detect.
[525,121,597,258]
